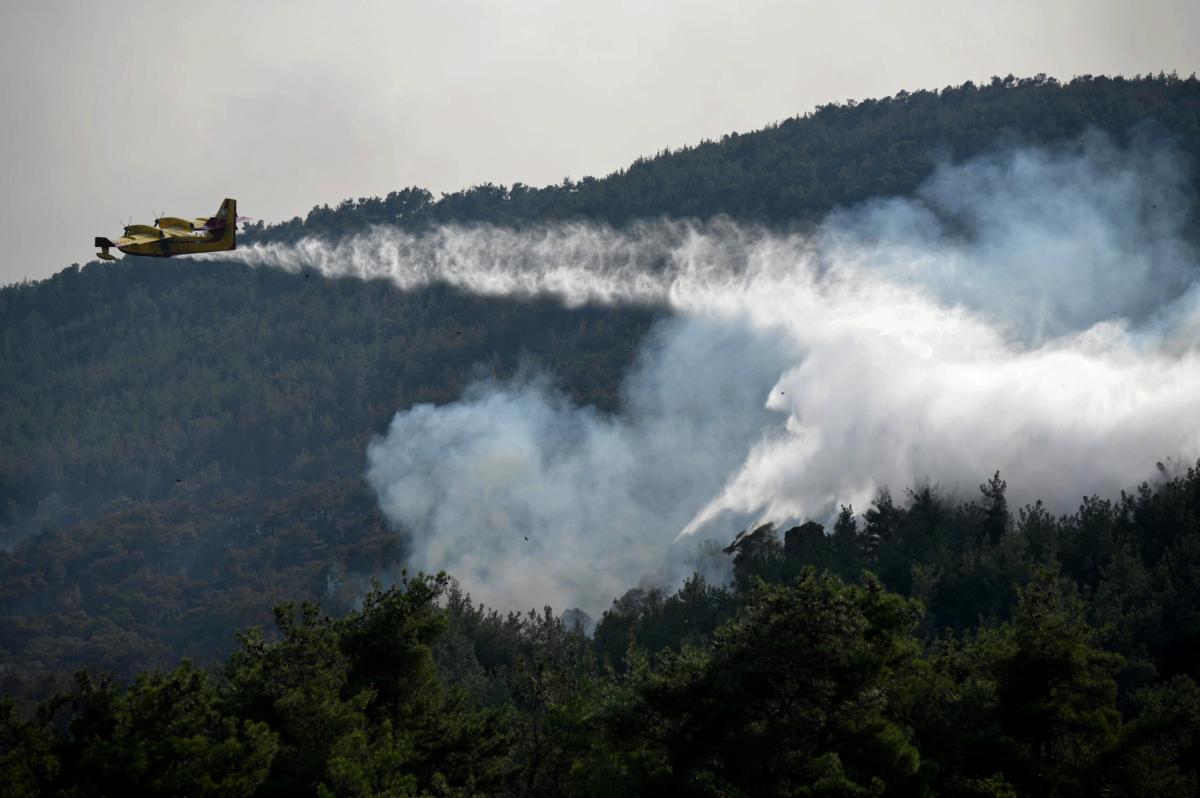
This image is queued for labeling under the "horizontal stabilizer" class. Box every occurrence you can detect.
[95,236,116,261]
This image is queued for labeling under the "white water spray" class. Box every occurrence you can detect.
[223,133,1200,613]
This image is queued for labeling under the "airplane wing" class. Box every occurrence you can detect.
[113,232,161,246]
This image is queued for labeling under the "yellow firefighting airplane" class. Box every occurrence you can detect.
[95,198,239,260]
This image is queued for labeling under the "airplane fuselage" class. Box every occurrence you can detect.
[115,231,235,258]
[95,198,237,261]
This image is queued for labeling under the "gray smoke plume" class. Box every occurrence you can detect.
[225,132,1200,614]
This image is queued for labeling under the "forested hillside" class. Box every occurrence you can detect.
[1,259,655,697]
[4,74,1200,795]
[247,74,1200,243]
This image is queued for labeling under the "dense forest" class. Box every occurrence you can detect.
[4,467,1200,795]
[3,73,1200,794]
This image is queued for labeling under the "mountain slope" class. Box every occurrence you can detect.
[3,73,1198,695]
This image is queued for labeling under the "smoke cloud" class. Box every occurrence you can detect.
[225,132,1200,614]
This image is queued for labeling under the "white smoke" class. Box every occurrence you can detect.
[225,132,1200,614]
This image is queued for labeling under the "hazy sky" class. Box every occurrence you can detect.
[1,0,1196,284]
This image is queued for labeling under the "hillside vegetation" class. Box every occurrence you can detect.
[4,468,1200,796]
[248,73,1200,243]
[1,261,654,694]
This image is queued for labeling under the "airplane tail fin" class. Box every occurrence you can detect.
[208,198,237,250]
